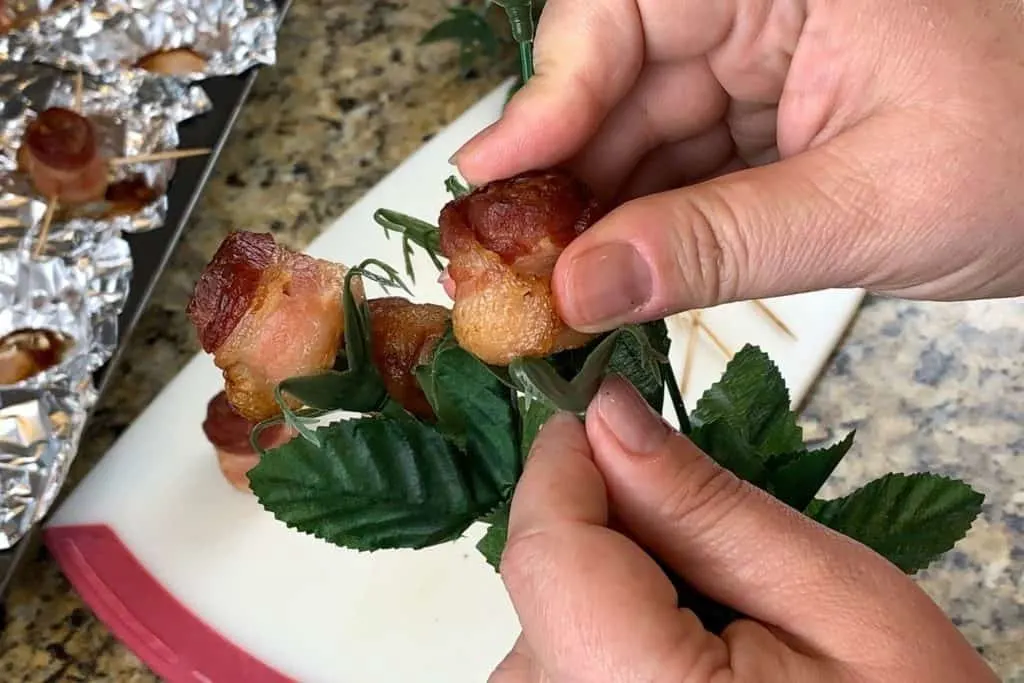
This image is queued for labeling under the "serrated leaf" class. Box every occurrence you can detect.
[765,431,856,510]
[607,320,670,412]
[805,473,984,573]
[692,345,803,458]
[688,420,766,484]
[477,503,510,571]
[277,371,389,415]
[416,332,520,496]
[421,7,500,74]
[248,416,502,551]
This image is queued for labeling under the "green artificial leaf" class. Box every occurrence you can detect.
[276,371,389,415]
[508,325,665,414]
[477,502,510,571]
[765,432,856,511]
[805,473,985,573]
[415,331,520,496]
[518,397,556,460]
[421,7,501,74]
[248,416,503,551]
[692,345,803,458]
[254,260,407,452]
[607,320,670,412]
[688,420,766,484]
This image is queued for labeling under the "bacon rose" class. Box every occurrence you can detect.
[187,231,350,422]
[202,391,293,493]
[367,297,450,419]
[438,169,602,366]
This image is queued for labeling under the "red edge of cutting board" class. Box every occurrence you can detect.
[43,525,295,683]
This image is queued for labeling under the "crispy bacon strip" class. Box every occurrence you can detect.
[202,391,293,493]
[187,232,349,422]
[17,108,108,204]
[438,169,602,366]
[368,297,450,419]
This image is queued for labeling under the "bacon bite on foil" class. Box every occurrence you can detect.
[438,169,602,366]
[17,107,109,205]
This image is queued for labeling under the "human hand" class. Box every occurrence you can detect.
[453,0,1024,333]
[488,376,996,682]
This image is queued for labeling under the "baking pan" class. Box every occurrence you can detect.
[0,0,293,603]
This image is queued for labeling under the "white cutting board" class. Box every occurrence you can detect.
[44,81,865,683]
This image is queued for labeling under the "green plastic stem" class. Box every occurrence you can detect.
[498,1,536,83]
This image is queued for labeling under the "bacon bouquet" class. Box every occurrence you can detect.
[187,169,608,491]
[185,165,983,637]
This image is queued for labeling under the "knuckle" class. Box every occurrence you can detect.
[664,189,748,306]
[657,454,752,532]
[499,527,559,594]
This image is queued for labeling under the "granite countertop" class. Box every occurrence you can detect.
[0,2,1021,681]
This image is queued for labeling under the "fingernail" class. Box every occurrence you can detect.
[449,121,499,166]
[527,411,581,459]
[594,376,670,455]
[561,243,652,329]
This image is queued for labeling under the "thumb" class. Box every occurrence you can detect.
[585,376,990,673]
[552,125,899,332]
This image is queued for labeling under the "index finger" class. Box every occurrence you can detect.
[501,412,732,682]
[454,0,645,184]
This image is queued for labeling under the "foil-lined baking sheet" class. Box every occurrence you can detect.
[0,7,259,546]
[0,0,277,79]
[0,63,212,255]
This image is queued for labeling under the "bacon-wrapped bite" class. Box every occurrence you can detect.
[438,169,602,366]
[187,231,350,422]
[17,108,108,205]
[103,175,160,217]
[136,48,208,76]
[0,1,11,33]
[0,328,72,385]
[202,391,293,493]
[367,297,450,419]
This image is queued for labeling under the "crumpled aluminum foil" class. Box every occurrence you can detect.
[0,0,277,79]
[0,61,211,257]
[0,248,117,548]
[0,61,210,549]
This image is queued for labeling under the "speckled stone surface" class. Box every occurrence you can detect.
[0,2,1021,681]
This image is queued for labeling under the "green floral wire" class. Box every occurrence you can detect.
[494,1,536,83]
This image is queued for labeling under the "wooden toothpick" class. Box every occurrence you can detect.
[33,196,58,259]
[694,313,732,359]
[679,311,700,396]
[107,147,211,166]
[73,70,83,113]
[752,299,795,339]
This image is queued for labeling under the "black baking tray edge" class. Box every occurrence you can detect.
[0,0,293,603]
